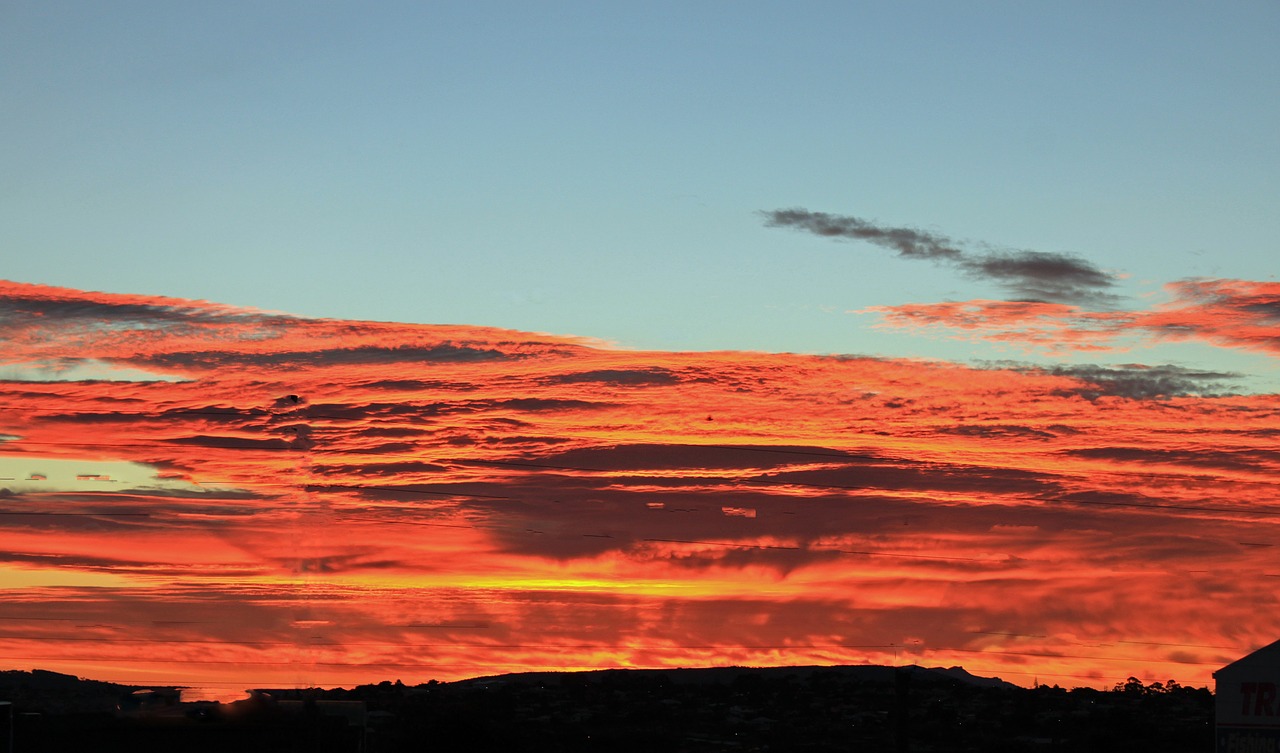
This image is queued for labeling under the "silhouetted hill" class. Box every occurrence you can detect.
[455,663,1018,690]
[0,669,143,713]
[1,665,1214,752]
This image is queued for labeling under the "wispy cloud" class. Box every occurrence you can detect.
[761,209,968,262]
[761,208,1118,306]
[862,279,1280,359]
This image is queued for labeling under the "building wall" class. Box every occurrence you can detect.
[1216,643,1280,753]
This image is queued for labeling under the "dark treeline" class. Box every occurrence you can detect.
[2,666,1213,752]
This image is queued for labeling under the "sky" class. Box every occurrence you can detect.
[1,1,1279,699]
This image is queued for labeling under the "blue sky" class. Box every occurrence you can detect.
[2,2,1280,694]
[3,1,1277,381]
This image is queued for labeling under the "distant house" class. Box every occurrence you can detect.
[1214,639,1280,752]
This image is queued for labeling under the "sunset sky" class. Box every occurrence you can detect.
[2,2,1278,699]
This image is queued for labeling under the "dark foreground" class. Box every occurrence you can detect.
[2,666,1213,752]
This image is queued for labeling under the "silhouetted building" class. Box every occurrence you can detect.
[1215,638,1280,752]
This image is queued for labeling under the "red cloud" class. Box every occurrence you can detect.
[2,281,1278,697]
[862,278,1280,357]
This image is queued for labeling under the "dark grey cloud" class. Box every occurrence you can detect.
[353,441,419,455]
[165,434,299,451]
[305,398,615,425]
[359,379,481,392]
[1064,446,1280,474]
[545,368,682,387]
[0,507,147,535]
[137,343,513,371]
[352,426,429,439]
[313,460,448,477]
[495,398,615,412]
[938,425,1060,441]
[1243,297,1280,320]
[530,443,870,472]
[0,549,268,578]
[0,290,289,330]
[1050,488,1185,514]
[474,435,574,447]
[1036,364,1241,400]
[962,251,1116,306]
[756,462,1055,498]
[40,405,270,428]
[762,208,1118,306]
[762,209,965,261]
[262,551,408,575]
[6,490,260,511]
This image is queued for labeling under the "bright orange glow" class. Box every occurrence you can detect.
[1,280,1278,699]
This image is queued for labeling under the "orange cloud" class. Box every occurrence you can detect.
[861,278,1280,358]
[1,281,1278,698]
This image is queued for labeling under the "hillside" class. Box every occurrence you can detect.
[1,665,1214,752]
